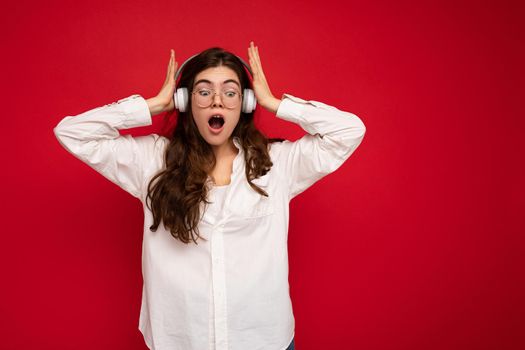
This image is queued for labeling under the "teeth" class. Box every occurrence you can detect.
[208,115,225,128]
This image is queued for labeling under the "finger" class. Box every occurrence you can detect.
[248,44,255,63]
[165,58,172,82]
[173,62,178,83]
[249,43,264,81]
[166,50,177,83]
[250,44,262,70]
[248,51,258,76]
[251,43,258,63]
[168,50,173,65]
[250,45,260,70]
[252,49,264,77]
[248,44,253,58]
[171,50,178,81]
[249,42,257,61]
[254,46,262,67]
[253,55,270,88]
[249,57,259,78]
[250,43,272,92]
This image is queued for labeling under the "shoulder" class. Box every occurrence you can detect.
[268,137,293,159]
[136,134,170,176]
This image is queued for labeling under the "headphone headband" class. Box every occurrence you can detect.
[174,53,253,83]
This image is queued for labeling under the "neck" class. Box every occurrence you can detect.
[212,138,239,160]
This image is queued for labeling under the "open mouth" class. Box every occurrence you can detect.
[208,115,225,129]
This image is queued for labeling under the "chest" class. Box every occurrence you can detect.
[202,166,277,227]
[210,157,236,186]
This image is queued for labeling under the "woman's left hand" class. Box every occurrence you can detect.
[248,41,281,114]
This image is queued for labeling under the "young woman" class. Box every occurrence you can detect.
[54,41,366,350]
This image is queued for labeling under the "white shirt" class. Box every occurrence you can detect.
[54,93,366,350]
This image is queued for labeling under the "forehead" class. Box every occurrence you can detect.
[194,66,240,85]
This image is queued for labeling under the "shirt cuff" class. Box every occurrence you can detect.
[275,94,321,135]
[117,94,153,129]
[276,93,311,122]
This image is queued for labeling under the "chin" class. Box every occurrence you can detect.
[202,133,232,146]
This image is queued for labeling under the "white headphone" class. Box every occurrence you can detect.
[173,53,257,113]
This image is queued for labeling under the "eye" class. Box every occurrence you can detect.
[224,90,238,98]
[198,89,211,96]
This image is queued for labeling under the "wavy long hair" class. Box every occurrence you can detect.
[146,47,284,245]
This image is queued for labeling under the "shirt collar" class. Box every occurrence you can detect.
[232,136,241,150]
[232,136,244,175]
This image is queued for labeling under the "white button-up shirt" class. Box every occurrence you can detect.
[54,93,366,350]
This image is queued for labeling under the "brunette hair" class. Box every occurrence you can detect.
[146,47,284,245]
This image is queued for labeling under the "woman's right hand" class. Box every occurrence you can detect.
[147,49,178,115]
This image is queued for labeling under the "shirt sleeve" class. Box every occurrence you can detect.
[53,94,164,200]
[274,93,366,200]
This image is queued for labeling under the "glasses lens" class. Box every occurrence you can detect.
[195,88,241,108]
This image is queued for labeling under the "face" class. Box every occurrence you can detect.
[191,66,242,151]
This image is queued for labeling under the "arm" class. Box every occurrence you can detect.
[246,42,366,199]
[54,50,178,199]
[274,93,366,200]
[53,95,165,199]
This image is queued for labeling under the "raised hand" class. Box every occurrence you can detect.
[247,41,281,114]
[147,49,178,115]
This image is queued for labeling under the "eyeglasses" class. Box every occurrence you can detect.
[191,88,243,109]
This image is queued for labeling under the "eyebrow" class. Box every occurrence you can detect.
[194,79,240,88]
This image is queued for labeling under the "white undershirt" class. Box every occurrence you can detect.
[208,184,229,215]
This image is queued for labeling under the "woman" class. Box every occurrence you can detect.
[54,41,366,350]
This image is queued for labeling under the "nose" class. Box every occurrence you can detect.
[211,92,223,108]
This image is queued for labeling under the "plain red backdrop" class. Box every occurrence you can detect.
[1,0,523,349]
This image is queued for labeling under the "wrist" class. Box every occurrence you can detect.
[261,96,281,114]
[146,96,168,116]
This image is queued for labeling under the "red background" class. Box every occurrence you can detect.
[2,0,523,349]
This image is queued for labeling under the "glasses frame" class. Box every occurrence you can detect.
[191,87,244,109]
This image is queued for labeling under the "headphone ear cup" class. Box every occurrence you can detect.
[242,88,256,113]
[174,87,189,112]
